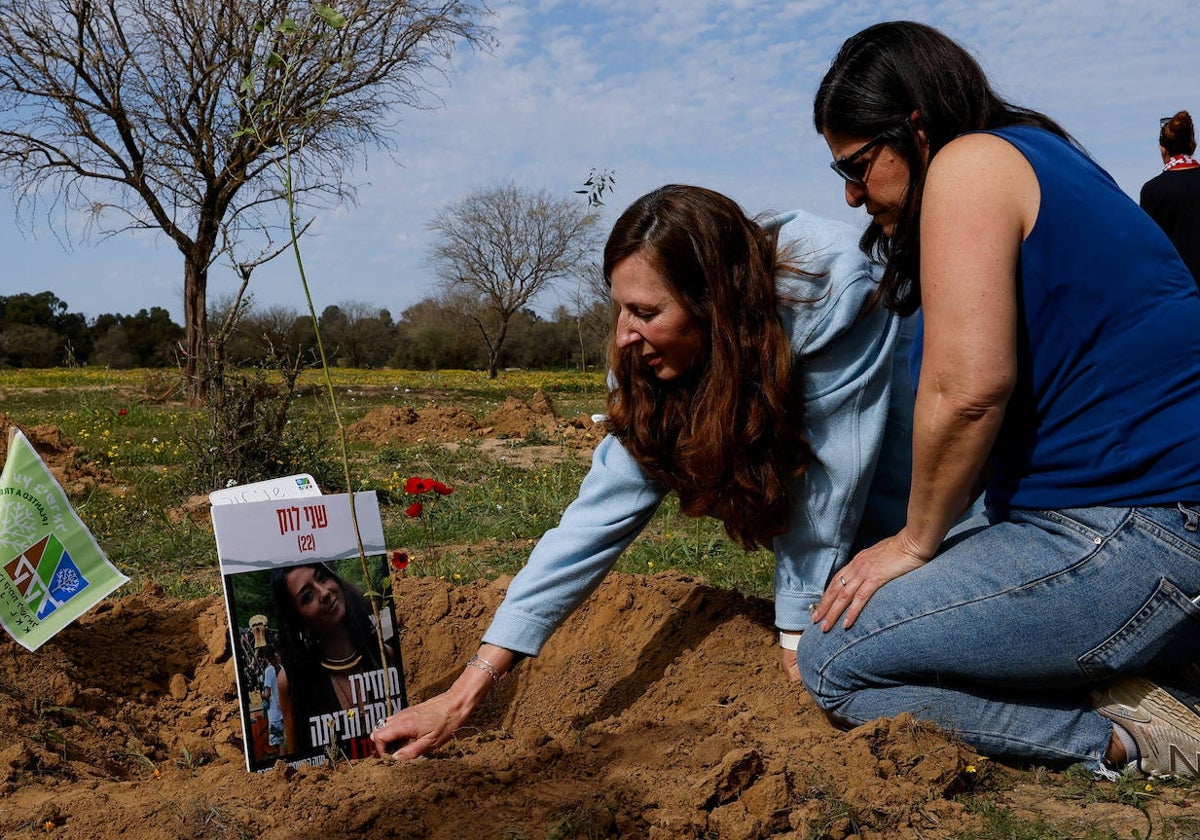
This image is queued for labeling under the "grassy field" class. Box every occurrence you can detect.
[0,366,770,600]
[4,366,1200,839]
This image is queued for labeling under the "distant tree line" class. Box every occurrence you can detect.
[2,182,609,374]
[0,292,183,368]
[0,290,611,372]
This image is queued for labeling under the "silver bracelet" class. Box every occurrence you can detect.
[467,653,502,684]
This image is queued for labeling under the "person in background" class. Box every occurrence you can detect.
[371,183,926,760]
[259,645,286,758]
[800,19,1200,780]
[1140,110,1200,288]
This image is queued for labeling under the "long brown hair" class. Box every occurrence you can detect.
[604,185,811,551]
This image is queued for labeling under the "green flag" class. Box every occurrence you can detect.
[0,427,128,650]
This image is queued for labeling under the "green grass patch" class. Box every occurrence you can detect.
[2,367,760,596]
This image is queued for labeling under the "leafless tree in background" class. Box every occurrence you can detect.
[429,182,600,378]
[0,0,491,397]
[562,260,613,372]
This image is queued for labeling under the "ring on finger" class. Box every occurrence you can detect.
[839,575,848,587]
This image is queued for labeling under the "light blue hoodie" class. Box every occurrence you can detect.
[483,209,904,655]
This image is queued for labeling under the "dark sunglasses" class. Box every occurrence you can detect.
[829,126,900,185]
[1161,117,1173,127]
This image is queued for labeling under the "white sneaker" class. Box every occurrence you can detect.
[1093,675,1200,779]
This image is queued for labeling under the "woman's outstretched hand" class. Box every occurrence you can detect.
[811,533,930,632]
[370,689,473,760]
[372,645,512,760]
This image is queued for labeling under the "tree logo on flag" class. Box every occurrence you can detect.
[3,534,91,621]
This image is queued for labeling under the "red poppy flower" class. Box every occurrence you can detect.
[118,408,128,416]
[405,501,423,518]
[405,476,435,495]
[390,550,410,572]
[432,481,454,496]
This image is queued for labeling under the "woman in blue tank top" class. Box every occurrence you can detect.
[797,20,1200,780]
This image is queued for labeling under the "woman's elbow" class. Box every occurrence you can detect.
[936,375,1014,423]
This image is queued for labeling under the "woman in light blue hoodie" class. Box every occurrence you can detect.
[372,184,908,759]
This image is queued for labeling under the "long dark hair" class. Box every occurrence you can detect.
[604,185,812,551]
[813,20,1072,314]
[270,563,386,746]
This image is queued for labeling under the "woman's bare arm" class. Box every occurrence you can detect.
[813,132,1037,631]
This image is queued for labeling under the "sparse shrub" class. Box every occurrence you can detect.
[181,363,341,494]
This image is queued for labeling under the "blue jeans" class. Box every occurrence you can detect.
[798,504,1200,768]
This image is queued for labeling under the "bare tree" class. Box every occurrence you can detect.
[562,260,612,371]
[429,182,601,378]
[0,0,491,397]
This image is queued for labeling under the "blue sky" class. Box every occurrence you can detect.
[3,1,1196,325]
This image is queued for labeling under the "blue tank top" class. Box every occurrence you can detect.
[912,125,1200,509]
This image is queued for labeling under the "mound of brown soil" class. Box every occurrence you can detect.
[349,392,603,454]
[480,394,559,438]
[0,572,1188,838]
[0,414,114,495]
[347,405,483,445]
